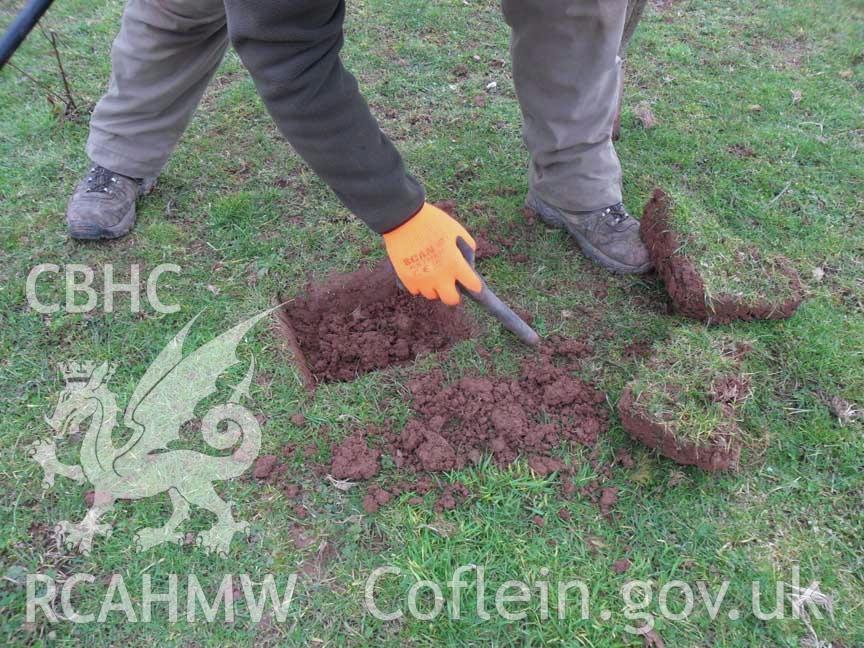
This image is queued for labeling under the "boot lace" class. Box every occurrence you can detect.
[603,202,629,225]
[84,166,122,195]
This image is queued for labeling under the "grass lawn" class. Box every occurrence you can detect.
[1,0,862,645]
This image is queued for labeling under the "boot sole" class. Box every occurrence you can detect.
[526,192,652,275]
[67,178,157,241]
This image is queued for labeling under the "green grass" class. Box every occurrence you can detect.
[659,189,804,305]
[627,327,756,447]
[1,0,863,645]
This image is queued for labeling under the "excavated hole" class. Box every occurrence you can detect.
[277,261,474,385]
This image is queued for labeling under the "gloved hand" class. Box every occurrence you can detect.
[383,202,482,306]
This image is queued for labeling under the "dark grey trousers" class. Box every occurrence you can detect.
[87,0,626,233]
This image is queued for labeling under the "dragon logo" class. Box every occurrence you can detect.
[29,311,272,557]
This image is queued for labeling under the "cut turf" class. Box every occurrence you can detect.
[641,188,804,323]
[619,326,756,471]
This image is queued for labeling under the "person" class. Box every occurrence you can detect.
[67,0,652,307]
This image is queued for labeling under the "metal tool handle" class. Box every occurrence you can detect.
[1,0,56,70]
[457,238,540,347]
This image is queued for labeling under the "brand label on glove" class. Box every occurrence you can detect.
[403,237,446,275]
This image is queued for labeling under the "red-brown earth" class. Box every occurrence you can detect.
[326,337,615,513]
[641,188,804,324]
[278,261,473,385]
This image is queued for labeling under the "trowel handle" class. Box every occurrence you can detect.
[456,238,541,347]
[459,237,477,268]
[456,237,480,291]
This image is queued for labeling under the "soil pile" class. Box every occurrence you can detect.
[641,188,803,324]
[280,261,473,383]
[330,430,381,481]
[385,338,607,472]
[329,337,608,482]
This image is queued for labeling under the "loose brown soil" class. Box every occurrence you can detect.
[382,337,606,473]
[641,188,804,324]
[253,455,279,480]
[623,339,654,360]
[618,386,742,472]
[278,261,473,384]
[327,337,611,512]
[330,430,381,481]
[612,558,631,575]
[598,487,619,519]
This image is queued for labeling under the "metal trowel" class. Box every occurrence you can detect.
[390,239,541,347]
[455,238,540,348]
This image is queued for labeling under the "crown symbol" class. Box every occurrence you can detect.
[59,362,97,383]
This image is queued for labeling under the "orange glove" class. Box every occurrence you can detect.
[383,203,482,306]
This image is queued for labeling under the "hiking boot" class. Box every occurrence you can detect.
[526,190,653,274]
[66,165,156,240]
